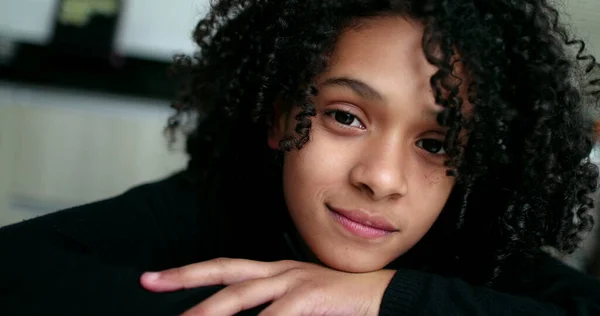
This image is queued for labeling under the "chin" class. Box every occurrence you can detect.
[313,248,392,273]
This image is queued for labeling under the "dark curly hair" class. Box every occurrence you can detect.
[166,0,600,287]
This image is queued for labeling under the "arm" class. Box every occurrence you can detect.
[380,256,600,316]
[1,173,217,315]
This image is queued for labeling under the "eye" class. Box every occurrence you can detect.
[326,110,365,128]
[416,139,446,155]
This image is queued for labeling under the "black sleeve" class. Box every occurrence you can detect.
[0,173,227,316]
[379,256,600,316]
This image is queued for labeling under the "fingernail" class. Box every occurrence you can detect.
[143,272,161,281]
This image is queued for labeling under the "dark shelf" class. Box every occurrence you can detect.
[0,42,178,101]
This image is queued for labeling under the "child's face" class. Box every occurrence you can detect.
[269,16,456,273]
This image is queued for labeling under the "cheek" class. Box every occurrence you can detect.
[426,167,454,199]
[282,128,352,204]
[406,166,454,231]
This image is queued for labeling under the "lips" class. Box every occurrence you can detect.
[326,204,399,232]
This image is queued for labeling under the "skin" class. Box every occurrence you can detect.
[142,16,462,316]
[269,16,456,273]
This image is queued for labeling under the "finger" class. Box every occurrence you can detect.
[141,258,301,292]
[181,273,291,316]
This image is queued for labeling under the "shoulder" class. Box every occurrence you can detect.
[502,252,600,308]
[0,171,209,267]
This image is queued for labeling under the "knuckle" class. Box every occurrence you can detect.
[212,257,231,265]
[228,283,248,298]
[305,285,326,299]
[276,259,303,269]
[212,257,231,275]
[284,267,307,279]
[303,291,327,315]
[191,304,212,316]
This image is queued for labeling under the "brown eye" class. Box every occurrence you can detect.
[335,112,355,125]
[326,110,364,128]
[416,139,446,155]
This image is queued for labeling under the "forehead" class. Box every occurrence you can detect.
[329,16,435,76]
[316,16,440,108]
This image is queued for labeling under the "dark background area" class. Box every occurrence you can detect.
[0,0,178,100]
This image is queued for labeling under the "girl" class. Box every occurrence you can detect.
[3,0,600,315]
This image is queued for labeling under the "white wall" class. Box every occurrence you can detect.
[0,0,58,44]
[116,0,209,61]
[0,0,209,61]
[0,83,187,227]
[564,0,600,55]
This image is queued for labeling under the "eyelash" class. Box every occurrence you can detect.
[324,109,365,129]
[324,109,447,156]
[416,139,447,156]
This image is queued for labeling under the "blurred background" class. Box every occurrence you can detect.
[0,0,599,275]
[0,0,207,227]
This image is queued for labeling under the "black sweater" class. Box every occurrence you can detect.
[1,172,599,315]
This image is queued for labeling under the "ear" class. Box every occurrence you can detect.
[267,100,288,149]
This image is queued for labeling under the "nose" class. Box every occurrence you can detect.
[349,139,409,201]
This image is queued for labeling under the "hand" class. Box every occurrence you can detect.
[140,258,396,316]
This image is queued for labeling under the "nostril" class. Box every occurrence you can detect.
[388,193,402,201]
[359,183,375,196]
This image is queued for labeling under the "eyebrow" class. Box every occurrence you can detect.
[319,77,385,102]
[321,76,444,123]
